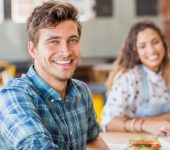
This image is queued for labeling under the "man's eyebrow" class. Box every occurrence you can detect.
[46,36,60,42]
[45,34,80,42]
[69,35,80,39]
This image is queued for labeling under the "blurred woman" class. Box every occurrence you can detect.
[101,20,170,136]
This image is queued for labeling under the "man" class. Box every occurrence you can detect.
[0,1,109,149]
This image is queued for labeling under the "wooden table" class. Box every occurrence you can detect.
[100,132,170,150]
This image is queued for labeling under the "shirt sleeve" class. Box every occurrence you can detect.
[100,72,138,132]
[0,89,59,150]
[84,85,99,143]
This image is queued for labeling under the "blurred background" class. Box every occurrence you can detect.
[0,0,170,123]
[0,0,166,62]
[1,0,167,78]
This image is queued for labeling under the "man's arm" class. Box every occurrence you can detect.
[86,135,110,150]
[0,89,58,149]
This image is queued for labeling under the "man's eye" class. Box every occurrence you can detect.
[48,40,59,45]
[71,39,78,42]
[69,39,79,44]
[50,41,58,44]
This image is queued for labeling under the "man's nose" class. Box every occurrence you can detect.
[59,42,71,55]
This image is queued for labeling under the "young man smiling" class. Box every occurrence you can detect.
[0,1,109,149]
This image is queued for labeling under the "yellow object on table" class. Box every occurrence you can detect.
[93,93,104,124]
[0,61,16,86]
[88,83,107,124]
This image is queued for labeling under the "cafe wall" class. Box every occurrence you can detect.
[0,0,161,62]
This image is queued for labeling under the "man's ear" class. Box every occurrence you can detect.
[28,41,37,59]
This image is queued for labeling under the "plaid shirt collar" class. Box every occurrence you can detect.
[26,65,78,103]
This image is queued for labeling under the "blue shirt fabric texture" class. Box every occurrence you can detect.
[0,66,99,150]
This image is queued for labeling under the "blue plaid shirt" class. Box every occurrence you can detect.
[0,66,99,150]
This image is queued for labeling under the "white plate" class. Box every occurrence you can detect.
[159,137,170,150]
[108,143,127,150]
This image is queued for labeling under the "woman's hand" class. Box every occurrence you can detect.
[159,123,170,136]
[142,120,170,136]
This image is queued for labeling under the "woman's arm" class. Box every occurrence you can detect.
[106,117,127,132]
[141,120,170,136]
[106,117,145,132]
[101,75,134,132]
[106,115,170,136]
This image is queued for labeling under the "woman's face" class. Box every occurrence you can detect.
[136,28,165,72]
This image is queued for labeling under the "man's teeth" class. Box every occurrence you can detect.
[55,60,71,64]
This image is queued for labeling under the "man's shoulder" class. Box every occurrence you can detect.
[70,78,91,95]
[1,74,33,92]
[71,78,89,89]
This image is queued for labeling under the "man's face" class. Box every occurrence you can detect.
[28,20,80,83]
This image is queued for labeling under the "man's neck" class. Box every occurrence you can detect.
[45,77,68,100]
[34,65,68,99]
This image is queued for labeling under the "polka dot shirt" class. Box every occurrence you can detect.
[101,65,170,131]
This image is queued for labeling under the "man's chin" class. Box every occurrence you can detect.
[59,77,72,82]
[58,74,74,81]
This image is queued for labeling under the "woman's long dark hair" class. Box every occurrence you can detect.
[106,20,170,91]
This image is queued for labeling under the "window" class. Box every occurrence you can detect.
[64,0,96,21]
[136,0,158,16]
[96,0,113,17]
[11,0,96,23]
[11,0,42,23]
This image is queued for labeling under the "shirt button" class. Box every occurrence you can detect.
[58,97,62,101]
[70,131,72,135]
[51,99,54,102]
